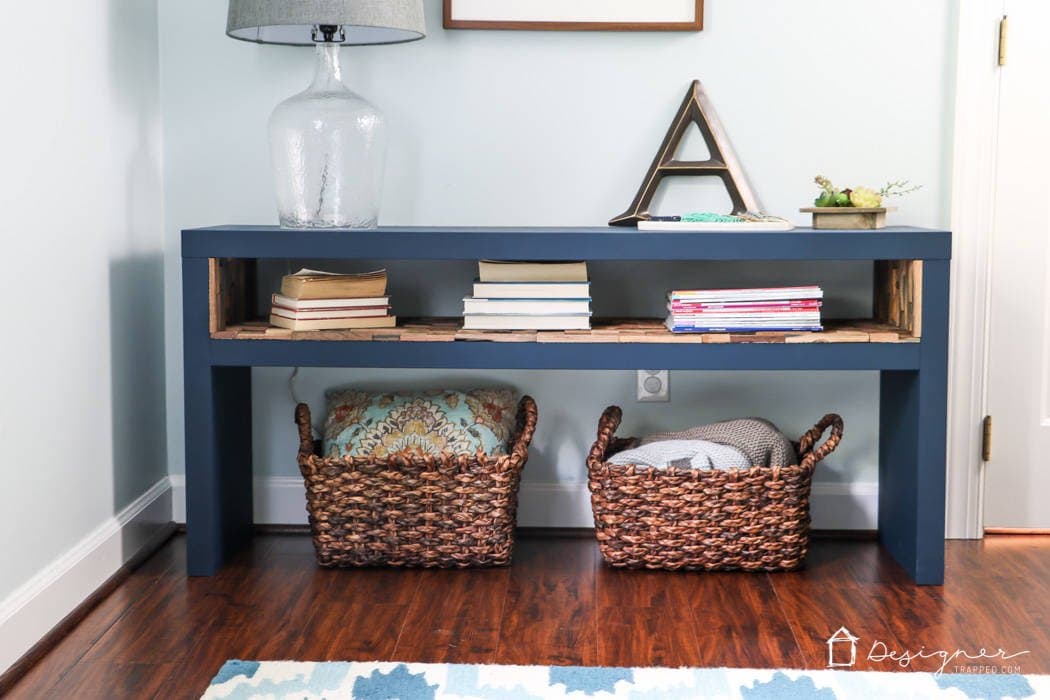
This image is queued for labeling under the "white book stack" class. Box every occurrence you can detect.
[462,260,592,330]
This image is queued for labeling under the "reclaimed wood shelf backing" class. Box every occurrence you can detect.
[213,317,919,345]
[875,259,922,338]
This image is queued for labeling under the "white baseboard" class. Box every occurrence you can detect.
[518,482,595,528]
[169,475,308,524]
[808,481,879,531]
[0,477,174,675]
[170,475,878,531]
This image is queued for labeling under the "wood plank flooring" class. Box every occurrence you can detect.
[7,534,1050,699]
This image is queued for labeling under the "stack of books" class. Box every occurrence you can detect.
[462,260,592,330]
[666,285,823,333]
[269,269,396,331]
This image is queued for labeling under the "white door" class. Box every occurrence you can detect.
[983,2,1050,529]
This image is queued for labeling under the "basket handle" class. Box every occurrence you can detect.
[798,413,844,468]
[510,395,539,453]
[295,403,315,460]
[587,405,624,465]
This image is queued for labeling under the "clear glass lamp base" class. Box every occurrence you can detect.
[269,43,386,229]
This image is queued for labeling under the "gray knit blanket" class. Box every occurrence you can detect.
[642,417,798,468]
[607,440,751,471]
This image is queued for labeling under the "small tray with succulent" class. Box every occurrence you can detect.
[800,175,921,229]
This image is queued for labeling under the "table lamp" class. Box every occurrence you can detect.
[227,1,426,229]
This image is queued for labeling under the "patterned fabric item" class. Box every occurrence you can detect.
[607,440,750,471]
[642,417,798,467]
[323,388,519,459]
[204,660,1050,699]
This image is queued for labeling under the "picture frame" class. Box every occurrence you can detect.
[443,0,704,31]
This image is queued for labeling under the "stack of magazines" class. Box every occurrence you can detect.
[666,285,823,333]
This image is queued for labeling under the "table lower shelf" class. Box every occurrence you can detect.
[207,318,922,370]
[213,318,918,344]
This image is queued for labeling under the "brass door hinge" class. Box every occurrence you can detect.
[982,415,993,462]
[999,15,1008,66]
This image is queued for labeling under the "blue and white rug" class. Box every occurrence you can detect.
[203,660,1049,699]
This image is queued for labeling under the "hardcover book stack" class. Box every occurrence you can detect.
[666,285,823,333]
[462,260,592,330]
[269,269,396,331]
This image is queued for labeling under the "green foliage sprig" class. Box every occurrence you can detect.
[878,180,923,198]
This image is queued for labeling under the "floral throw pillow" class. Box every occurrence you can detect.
[323,388,519,459]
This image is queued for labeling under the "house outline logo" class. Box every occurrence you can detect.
[826,626,860,668]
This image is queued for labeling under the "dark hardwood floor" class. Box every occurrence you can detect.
[7,534,1050,698]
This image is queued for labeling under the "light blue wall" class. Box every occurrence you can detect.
[0,0,167,602]
[160,0,956,523]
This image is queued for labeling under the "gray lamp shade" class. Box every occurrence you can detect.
[227,0,426,46]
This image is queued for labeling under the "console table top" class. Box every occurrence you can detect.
[182,225,951,261]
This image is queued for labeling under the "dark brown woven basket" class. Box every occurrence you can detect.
[586,406,843,572]
[295,395,537,568]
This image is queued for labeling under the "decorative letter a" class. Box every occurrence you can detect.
[609,80,759,226]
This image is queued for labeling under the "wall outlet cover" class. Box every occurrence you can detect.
[637,369,669,402]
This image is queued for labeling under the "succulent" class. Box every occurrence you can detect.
[849,186,882,208]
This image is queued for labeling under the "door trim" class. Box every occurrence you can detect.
[946,0,1005,538]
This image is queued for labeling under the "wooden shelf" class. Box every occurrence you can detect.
[212,317,918,344]
[206,252,925,345]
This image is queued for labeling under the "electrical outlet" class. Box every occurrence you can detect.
[637,369,669,402]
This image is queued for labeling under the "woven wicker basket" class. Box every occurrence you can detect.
[586,406,843,572]
[295,395,537,568]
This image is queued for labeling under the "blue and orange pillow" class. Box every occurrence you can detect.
[323,388,519,459]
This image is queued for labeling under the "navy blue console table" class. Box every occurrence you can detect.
[182,225,951,584]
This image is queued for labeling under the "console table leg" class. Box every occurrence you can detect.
[877,259,949,585]
[183,258,254,575]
